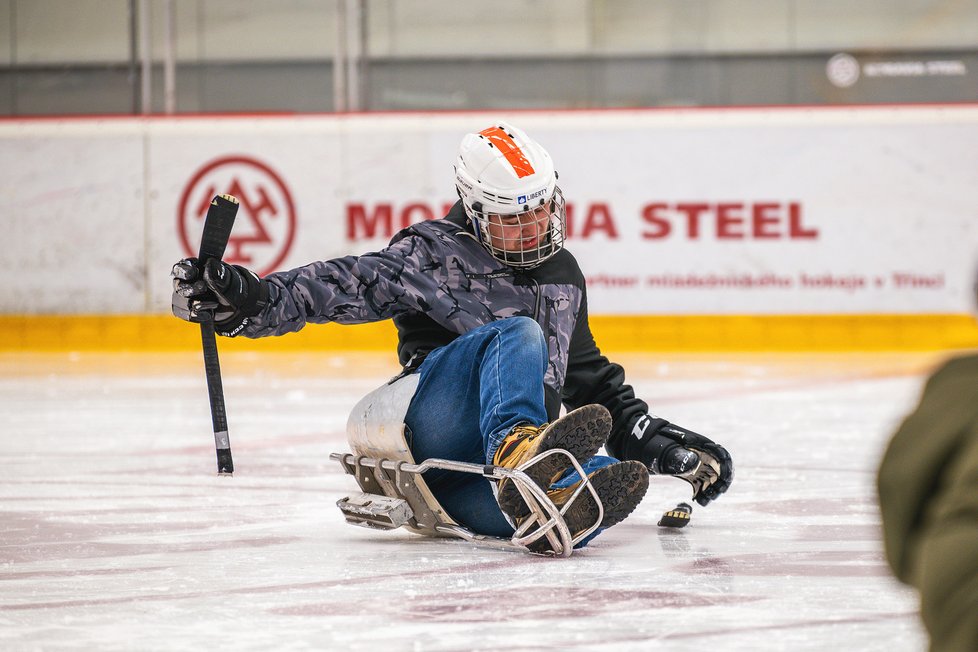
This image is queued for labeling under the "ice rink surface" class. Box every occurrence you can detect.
[0,349,948,651]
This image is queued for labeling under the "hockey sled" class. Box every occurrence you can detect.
[330,375,603,557]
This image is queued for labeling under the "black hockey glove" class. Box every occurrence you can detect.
[630,414,733,506]
[171,257,268,336]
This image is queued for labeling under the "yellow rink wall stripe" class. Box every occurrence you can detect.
[2,314,977,352]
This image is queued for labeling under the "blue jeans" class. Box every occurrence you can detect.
[405,317,548,537]
[404,316,616,544]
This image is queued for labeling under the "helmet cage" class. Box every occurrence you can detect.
[468,186,567,269]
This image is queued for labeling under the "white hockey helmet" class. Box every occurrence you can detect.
[454,122,566,268]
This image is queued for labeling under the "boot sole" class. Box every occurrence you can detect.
[496,404,611,520]
[528,460,650,553]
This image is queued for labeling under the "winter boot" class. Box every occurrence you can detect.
[527,458,649,553]
[493,404,610,520]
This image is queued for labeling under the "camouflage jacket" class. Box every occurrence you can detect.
[236,201,649,455]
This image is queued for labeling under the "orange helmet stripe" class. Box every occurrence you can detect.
[479,126,536,178]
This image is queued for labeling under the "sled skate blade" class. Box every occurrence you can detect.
[337,492,414,530]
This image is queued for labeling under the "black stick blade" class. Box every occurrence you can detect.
[198,194,239,262]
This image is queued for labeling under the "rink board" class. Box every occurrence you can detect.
[1,106,977,350]
[1,313,976,351]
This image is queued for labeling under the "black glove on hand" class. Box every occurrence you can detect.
[171,257,268,336]
[631,414,734,506]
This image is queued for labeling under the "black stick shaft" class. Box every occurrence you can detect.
[201,316,234,473]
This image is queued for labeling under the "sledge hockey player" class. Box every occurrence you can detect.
[172,121,734,552]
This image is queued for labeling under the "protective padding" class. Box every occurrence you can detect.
[345,374,458,530]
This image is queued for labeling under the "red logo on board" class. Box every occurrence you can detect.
[178,156,297,276]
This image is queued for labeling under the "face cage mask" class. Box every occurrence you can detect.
[470,188,567,269]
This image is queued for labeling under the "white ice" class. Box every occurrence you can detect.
[0,350,940,651]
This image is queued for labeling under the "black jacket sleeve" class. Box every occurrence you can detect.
[561,287,649,458]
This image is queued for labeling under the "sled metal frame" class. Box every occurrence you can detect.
[330,448,603,558]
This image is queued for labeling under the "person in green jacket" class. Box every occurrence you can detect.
[878,334,978,651]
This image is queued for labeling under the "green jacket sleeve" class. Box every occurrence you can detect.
[877,354,978,583]
[877,354,978,652]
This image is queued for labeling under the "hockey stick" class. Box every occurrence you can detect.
[197,194,239,475]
